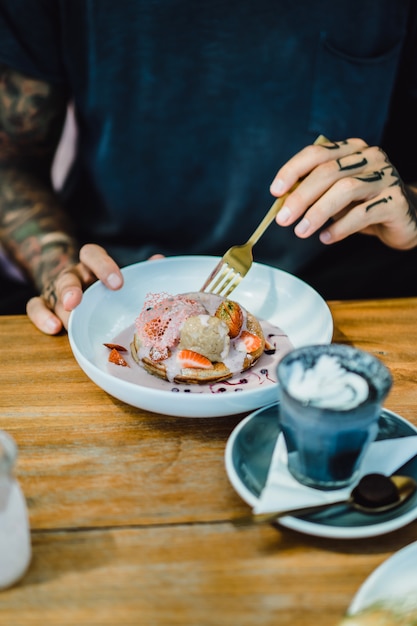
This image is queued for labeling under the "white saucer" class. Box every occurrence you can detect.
[225,403,417,539]
[347,540,417,617]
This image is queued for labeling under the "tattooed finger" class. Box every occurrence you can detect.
[364,194,394,213]
[353,165,400,187]
[42,280,58,310]
[319,138,368,153]
[337,152,368,172]
[319,139,344,151]
[353,170,386,183]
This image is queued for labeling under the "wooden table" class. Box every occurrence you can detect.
[0,298,416,625]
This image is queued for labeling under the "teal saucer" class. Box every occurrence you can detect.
[225,403,417,539]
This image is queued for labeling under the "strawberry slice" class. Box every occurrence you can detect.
[239,330,263,353]
[177,349,213,369]
[108,348,129,367]
[103,343,127,352]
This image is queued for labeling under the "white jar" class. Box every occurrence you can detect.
[0,431,31,589]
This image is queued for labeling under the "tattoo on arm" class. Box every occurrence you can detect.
[0,64,78,292]
[0,170,78,291]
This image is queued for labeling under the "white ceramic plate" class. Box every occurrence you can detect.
[347,540,417,617]
[225,403,417,538]
[68,255,333,418]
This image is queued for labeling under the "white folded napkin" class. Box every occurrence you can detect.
[253,433,417,516]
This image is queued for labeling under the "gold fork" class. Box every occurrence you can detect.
[200,134,330,298]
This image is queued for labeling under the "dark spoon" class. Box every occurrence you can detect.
[236,473,417,525]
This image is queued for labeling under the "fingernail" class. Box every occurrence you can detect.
[270,178,286,195]
[63,291,74,308]
[45,317,61,333]
[295,218,310,236]
[276,205,291,225]
[108,272,122,289]
[320,230,331,243]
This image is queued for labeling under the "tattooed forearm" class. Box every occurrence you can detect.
[0,167,78,290]
[0,63,67,172]
[0,64,77,291]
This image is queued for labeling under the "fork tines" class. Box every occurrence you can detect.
[200,261,242,297]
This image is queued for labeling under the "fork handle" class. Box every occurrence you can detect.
[246,134,330,247]
[246,194,295,247]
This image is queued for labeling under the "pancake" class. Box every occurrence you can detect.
[130,291,265,384]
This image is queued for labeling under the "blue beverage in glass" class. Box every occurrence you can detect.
[277,344,392,490]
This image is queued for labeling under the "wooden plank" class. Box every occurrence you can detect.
[329,298,417,423]
[1,523,414,626]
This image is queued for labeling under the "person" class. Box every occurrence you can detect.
[0,1,416,335]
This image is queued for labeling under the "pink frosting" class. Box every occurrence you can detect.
[135,293,207,353]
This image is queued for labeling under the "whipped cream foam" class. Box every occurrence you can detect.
[286,354,369,410]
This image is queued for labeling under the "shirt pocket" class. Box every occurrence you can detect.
[309,33,403,144]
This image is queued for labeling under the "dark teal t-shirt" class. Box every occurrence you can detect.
[0,0,416,273]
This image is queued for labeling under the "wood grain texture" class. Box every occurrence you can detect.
[0,300,416,625]
[329,298,417,423]
[1,524,415,626]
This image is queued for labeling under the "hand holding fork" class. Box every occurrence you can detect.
[200,135,330,298]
